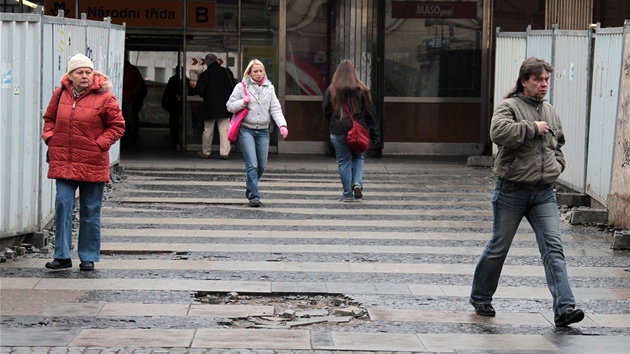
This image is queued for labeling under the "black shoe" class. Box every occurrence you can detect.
[79,261,95,271]
[353,185,363,199]
[245,188,250,199]
[249,200,261,207]
[555,309,584,327]
[219,155,228,160]
[470,299,496,316]
[45,258,72,269]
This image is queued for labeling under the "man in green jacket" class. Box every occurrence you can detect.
[469,57,584,327]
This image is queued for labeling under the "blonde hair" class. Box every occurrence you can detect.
[243,59,265,78]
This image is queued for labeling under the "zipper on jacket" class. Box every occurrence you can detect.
[67,98,76,180]
[536,102,545,185]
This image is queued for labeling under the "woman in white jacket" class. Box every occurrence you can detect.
[227,59,289,207]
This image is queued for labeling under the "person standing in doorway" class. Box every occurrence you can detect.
[322,59,380,202]
[122,54,147,147]
[469,56,584,327]
[226,59,288,207]
[162,65,192,146]
[42,53,125,271]
[195,53,235,159]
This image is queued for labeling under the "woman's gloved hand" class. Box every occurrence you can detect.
[243,96,250,105]
[280,126,288,138]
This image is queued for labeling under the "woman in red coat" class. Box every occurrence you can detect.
[42,53,125,271]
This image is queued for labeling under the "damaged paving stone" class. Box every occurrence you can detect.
[192,292,367,329]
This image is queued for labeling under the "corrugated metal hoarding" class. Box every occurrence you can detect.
[587,26,624,204]
[0,13,125,239]
[526,27,553,71]
[493,30,526,110]
[553,29,591,193]
[0,14,43,238]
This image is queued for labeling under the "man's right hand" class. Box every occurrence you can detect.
[536,121,549,136]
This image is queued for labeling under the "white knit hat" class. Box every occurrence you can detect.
[67,53,94,73]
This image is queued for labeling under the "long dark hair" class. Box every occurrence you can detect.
[329,59,372,119]
[505,56,554,98]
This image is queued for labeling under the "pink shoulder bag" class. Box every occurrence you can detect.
[227,82,249,142]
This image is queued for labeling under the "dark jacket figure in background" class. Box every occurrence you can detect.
[42,53,125,271]
[162,65,191,145]
[322,59,380,202]
[469,56,584,327]
[122,58,147,147]
[195,53,235,159]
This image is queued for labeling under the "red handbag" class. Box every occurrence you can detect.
[344,103,370,153]
[227,82,249,142]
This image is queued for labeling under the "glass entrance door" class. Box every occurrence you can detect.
[183,0,281,153]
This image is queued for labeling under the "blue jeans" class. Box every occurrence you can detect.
[53,179,104,262]
[330,133,364,199]
[470,178,575,319]
[238,127,269,201]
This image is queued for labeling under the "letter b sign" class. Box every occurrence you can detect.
[188,2,216,28]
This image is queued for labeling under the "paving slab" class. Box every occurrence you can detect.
[188,304,274,318]
[6,259,625,280]
[325,282,378,294]
[351,262,449,274]
[0,328,81,347]
[611,288,630,300]
[213,260,303,272]
[297,282,327,293]
[314,331,426,351]
[368,308,553,326]
[0,289,87,316]
[98,303,190,317]
[192,328,311,349]
[99,228,580,243]
[419,334,557,352]
[583,314,630,327]
[374,282,411,295]
[271,281,298,293]
[407,284,448,296]
[42,302,104,317]
[153,279,271,293]
[34,278,157,291]
[301,262,351,272]
[0,277,40,289]
[543,334,630,354]
[70,329,195,347]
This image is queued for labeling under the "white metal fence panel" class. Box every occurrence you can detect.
[1,13,125,239]
[494,31,526,110]
[526,28,553,66]
[107,25,125,106]
[587,26,625,204]
[1,14,43,238]
[63,22,87,59]
[40,17,66,228]
[86,23,110,73]
[553,30,592,193]
[106,23,126,163]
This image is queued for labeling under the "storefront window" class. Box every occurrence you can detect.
[285,0,328,96]
[384,0,482,97]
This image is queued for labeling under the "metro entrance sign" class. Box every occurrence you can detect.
[391,1,477,19]
[45,0,216,28]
